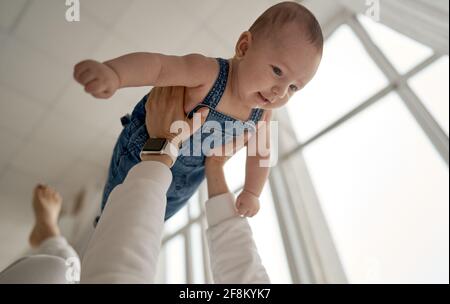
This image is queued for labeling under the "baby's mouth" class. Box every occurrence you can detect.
[258,92,270,104]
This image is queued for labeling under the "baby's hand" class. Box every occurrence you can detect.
[235,190,260,217]
[73,60,120,99]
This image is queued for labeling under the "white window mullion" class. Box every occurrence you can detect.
[269,165,316,283]
[184,229,193,284]
[274,109,348,283]
[281,51,441,162]
[198,182,214,284]
[348,15,449,165]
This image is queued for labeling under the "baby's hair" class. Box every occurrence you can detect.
[249,1,324,53]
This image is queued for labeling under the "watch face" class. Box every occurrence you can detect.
[143,138,167,151]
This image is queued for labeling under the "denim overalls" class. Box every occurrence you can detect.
[99,58,265,222]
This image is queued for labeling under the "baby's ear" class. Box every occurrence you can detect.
[234,31,253,59]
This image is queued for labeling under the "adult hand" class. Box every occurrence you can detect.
[145,86,209,147]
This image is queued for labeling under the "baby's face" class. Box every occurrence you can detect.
[236,24,322,110]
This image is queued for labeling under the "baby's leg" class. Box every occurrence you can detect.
[100,124,149,214]
[100,131,129,212]
[101,131,134,210]
[95,95,150,225]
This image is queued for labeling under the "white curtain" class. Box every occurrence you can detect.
[338,0,449,54]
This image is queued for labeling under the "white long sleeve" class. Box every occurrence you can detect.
[80,160,269,284]
[80,161,171,283]
[205,193,270,284]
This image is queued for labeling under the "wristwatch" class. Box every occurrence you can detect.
[140,138,180,167]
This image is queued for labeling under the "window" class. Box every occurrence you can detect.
[248,184,293,283]
[282,12,449,283]
[357,15,434,75]
[159,193,206,284]
[409,56,449,136]
[224,148,247,191]
[225,148,293,283]
[190,223,205,283]
[188,191,201,218]
[286,24,388,142]
[164,203,189,235]
[164,234,187,284]
[302,93,449,283]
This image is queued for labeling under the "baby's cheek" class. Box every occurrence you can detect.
[249,68,268,87]
[269,96,290,109]
[283,95,291,104]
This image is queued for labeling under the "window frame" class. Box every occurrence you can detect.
[276,10,448,283]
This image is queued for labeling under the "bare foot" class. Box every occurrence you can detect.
[29,184,63,248]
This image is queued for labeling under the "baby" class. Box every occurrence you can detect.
[74,2,323,220]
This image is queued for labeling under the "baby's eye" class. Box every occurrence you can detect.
[289,84,299,92]
[272,66,283,76]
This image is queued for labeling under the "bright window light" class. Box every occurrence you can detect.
[224,147,247,191]
[409,56,449,136]
[164,203,189,235]
[190,222,205,283]
[223,150,292,282]
[248,184,293,283]
[358,15,434,75]
[287,24,388,142]
[188,190,201,219]
[164,234,187,283]
[302,93,449,283]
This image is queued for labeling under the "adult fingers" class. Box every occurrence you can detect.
[146,87,161,112]
[162,86,186,122]
[170,86,185,100]
[147,87,170,115]
[186,107,209,135]
[148,87,162,103]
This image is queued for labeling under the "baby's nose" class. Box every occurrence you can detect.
[272,87,287,101]
[271,87,279,96]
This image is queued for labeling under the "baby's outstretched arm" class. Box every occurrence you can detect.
[236,111,272,217]
[74,53,217,98]
[235,156,270,217]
